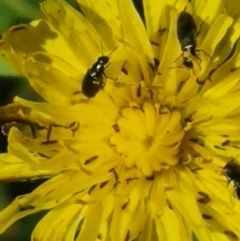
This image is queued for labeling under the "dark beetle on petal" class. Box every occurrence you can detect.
[81,46,118,98]
[176,11,211,69]
[177,12,197,55]
[81,56,109,98]
[177,11,198,68]
[223,157,240,200]
[223,158,240,185]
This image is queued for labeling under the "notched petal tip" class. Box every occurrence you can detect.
[1,22,58,55]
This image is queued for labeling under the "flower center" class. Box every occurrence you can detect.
[110,102,185,177]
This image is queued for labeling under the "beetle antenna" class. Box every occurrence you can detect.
[174,53,183,63]
[100,40,104,56]
[196,49,212,59]
[196,16,209,36]
[107,45,119,57]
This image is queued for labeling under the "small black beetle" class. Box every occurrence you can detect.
[223,158,240,200]
[81,46,118,98]
[176,11,211,69]
[177,11,198,68]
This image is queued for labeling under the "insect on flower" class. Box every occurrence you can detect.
[222,157,240,200]
[81,46,118,98]
[176,11,211,69]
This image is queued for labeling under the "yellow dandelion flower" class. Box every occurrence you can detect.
[1,0,240,240]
